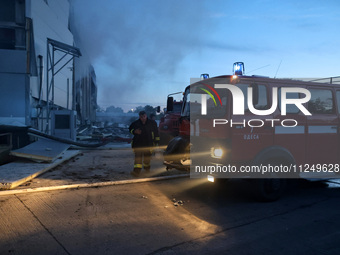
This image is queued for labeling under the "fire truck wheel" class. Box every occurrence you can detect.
[253,178,287,202]
[164,136,189,163]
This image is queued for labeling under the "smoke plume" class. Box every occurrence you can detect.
[70,0,212,111]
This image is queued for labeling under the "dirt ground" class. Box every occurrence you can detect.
[17,147,186,189]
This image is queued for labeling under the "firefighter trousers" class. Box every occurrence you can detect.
[133,148,152,172]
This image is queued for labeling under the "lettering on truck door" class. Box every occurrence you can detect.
[232,82,274,162]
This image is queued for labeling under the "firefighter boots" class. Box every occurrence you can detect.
[130,168,141,177]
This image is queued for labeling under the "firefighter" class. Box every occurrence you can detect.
[129,111,160,177]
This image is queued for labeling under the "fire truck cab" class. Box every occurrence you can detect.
[164,63,340,201]
[159,93,183,145]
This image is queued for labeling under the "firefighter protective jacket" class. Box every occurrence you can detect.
[129,118,160,148]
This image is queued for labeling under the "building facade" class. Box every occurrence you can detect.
[0,0,97,136]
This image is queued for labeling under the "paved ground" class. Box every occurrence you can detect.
[15,146,186,190]
[1,147,340,254]
[1,175,340,254]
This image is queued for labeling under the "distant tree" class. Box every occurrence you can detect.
[134,106,144,113]
[144,105,156,117]
[130,105,157,117]
[96,105,105,112]
[105,105,124,113]
[128,105,163,120]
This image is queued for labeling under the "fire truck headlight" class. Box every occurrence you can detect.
[211,147,223,159]
[207,175,215,182]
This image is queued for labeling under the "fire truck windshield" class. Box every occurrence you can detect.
[170,103,182,113]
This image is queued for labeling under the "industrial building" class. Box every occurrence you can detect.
[0,0,97,149]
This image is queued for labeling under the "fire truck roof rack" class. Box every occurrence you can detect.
[309,76,340,84]
[251,75,269,78]
[168,92,182,97]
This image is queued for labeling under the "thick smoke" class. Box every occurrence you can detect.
[71,0,212,111]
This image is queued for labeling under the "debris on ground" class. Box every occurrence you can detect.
[173,199,184,207]
[77,125,133,144]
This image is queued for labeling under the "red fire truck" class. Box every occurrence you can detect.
[158,93,183,145]
[164,63,340,201]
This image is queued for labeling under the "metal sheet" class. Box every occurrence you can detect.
[10,138,70,163]
[0,150,79,190]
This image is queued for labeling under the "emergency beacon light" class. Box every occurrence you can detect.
[200,73,209,80]
[233,62,244,75]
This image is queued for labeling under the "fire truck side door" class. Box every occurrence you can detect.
[306,88,339,164]
[274,87,307,166]
[231,82,274,163]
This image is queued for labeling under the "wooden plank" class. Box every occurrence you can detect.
[10,138,70,163]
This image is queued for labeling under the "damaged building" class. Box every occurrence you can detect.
[0,0,97,150]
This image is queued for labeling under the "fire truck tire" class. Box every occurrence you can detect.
[251,147,294,201]
[163,136,189,163]
[164,137,188,154]
[253,178,287,202]
[252,146,296,168]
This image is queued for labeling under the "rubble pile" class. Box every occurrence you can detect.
[77,125,133,143]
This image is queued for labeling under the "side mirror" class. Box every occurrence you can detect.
[156,106,160,113]
[167,97,174,112]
